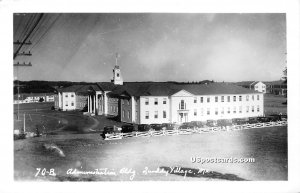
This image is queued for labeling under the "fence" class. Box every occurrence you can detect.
[104,121,287,140]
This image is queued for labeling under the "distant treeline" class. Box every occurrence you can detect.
[13,80,93,94]
[13,80,215,94]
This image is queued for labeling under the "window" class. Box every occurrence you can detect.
[71,102,74,106]
[163,111,166,118]
[215,108,218,115]
[252,106,254,112]
[145,98,149,105]
[71,94,74,97]
[65,94,68,98]
[154,111,158,118]
[180,100,185,109]
[200,97,203,103]
[233,107,236,114]
[252,95,254,101]
[145,111,149,119]
[117,73,119,77]
[122,110,125,118]
[215,96,218,102]
[163,98,167,104]
[65,101,68,106]
[246,106,249,113]
[257,105,260,112]
[246,95,249,101]
[122,100,124,105]
[114,106,116,113]
[128,110,130,119]
[154,98,158,105]
[207,97,210,103]
[257,95,259,100]
[221,96,224,102]
[194,97,197,103]
[239,96,242,101]
[194,109,197,116]
[207,108,210,115]
[233,96,236,102]
[239,106,242,113]
[227,107,230,114]
[227,96,230,102]
[221,107,224,114]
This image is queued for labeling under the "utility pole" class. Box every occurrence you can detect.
[14,13,43,120]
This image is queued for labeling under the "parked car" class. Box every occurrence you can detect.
[232,118,248,125]
[206,120,217,127]
[190,121,205,128]
[217,119,232,127]
[268,114,287,121]
[100,125,121,138]
[179,122,193,130]
[257,116,272,123]
[161,123,176,130]
[248,117,259,124]
[138,124,152,132]
[121,124,135,133]
[150,124,163,131]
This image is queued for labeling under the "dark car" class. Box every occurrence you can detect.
[190,121,205,128]
[101,126,118,138]
[206,120,217,127]
[217,119,232,127]
[232,118,248,125]
[138,124,152,132]
[269,114,287,121]
[161,123,176,130]
[150,124,163,131]
[179,122,193,130]
[248,117,259,124]
[257,116,271,123]
[121,124,135,133]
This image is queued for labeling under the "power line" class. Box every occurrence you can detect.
[27,15,50,48]
[14,13,44,59]
[29,14,61,52]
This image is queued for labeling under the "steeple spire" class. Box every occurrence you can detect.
[112,52,123,85]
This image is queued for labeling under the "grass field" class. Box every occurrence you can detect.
[14,126,287,181]
[264,94,287,115]
[14,103,100,134]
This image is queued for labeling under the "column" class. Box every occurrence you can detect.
[93,95,96,114]
[96,94,99,115]
[104,92,108,115]
[58,92,61,108]
[89,95,92,113]
[88,95,90,113]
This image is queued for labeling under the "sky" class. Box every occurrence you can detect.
[13,13,286,82]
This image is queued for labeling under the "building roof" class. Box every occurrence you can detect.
[109,82,260,97]
[96,82,117,91]
[59,85,91,95]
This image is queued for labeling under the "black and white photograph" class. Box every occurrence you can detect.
[1,0,300,192]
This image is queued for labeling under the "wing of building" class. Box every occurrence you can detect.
[55,62,264,124]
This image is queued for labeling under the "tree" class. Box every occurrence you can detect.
[39,97,44,102]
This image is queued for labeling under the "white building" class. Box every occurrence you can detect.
[237,81,266,93]
[250,81,266,93]
[55,85,90,111]
[57,61,264,124]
